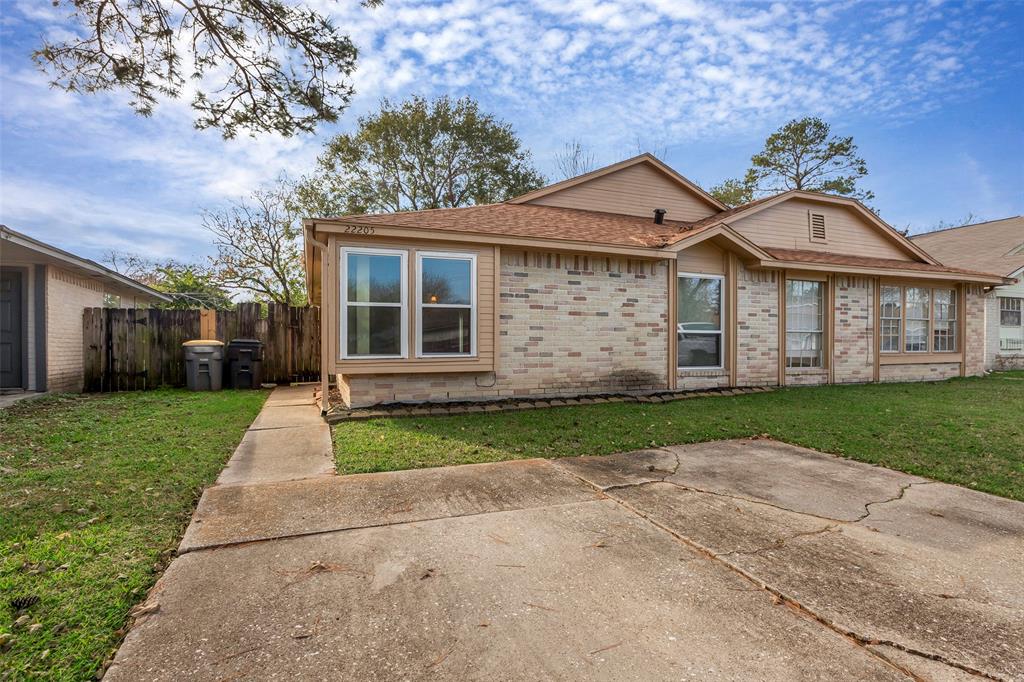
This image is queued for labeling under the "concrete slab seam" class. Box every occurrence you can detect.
[549,460,1001,681]
[178,498,608,556]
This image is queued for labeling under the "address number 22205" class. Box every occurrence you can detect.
[344,225,375,236]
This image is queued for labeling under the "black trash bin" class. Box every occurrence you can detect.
[183,340,224,391]
[226,339,264,389]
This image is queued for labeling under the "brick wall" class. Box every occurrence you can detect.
[341,251,670,407]
[964,285,986,376]
[46,266,105,392]
[832,276,875,383]
[878,362,961,383]
[735,266,779,386]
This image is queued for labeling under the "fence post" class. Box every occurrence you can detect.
[200,309,217,339]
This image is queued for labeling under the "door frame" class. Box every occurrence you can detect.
[0,266,29,390]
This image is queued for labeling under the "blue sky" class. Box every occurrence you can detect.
[1,0,1022,265]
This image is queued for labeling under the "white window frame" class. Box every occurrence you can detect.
[880,285,902,354]
[932,288,957,353]
[340,246,408,360]
[1000,297,1023,352]
[785,279,825,368]
[415,251,477,358]
[904,286,930,353]
[676,272,725,370]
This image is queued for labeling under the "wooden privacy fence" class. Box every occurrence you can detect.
[83,302,320,391]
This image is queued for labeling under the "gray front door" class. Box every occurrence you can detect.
[0,270,24,389]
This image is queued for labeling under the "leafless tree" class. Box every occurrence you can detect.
[554,139,596,179]
[204,182,306,305]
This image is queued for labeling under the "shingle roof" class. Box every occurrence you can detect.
[910,217,1024,277]
[338,202,684,247]
[765,248,1007,278]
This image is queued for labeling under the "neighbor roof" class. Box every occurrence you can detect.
[910,216,1024,277]
[1,225,171,301]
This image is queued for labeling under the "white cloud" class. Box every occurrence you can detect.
[0,0,1019,260]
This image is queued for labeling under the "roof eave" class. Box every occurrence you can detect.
[756,258,1009,285]
[1,225,172,302]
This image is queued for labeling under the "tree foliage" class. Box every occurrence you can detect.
[103,252,233,309]
[295,95,545,216]
[710,117,874,207]
[204,182,307,305]
[33,0,379,137]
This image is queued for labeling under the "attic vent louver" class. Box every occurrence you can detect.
[809,212,827,242]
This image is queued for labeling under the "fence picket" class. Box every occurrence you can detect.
[82,305,320,391]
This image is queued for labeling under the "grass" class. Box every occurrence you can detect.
[334,372,1024,501]
[0,389,267,681]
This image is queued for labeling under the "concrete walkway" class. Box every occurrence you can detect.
[106,437,1023,681]
[214,384,334,487]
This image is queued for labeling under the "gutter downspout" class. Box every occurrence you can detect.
[305,224,331,416]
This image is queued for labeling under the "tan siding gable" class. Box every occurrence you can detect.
[728,199,915,261]
[526,163,718,222]
[677,240,725,275]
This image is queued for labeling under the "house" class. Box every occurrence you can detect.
[303,155,1012,409]
[911,217,1024,370]
[1,225,170,394]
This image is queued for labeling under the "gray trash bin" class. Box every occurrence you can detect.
[183,340,224,391]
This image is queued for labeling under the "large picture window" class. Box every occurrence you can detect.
[786,280,824,368]
[417,252,476,356]
[1000,297,1023,351]
[880,285,958,354]
[677,274,723,368]
[341,248,406,358]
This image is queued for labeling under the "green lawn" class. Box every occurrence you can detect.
[0,389,267,681]
[334,372,1024,501]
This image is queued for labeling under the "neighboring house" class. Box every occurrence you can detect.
[303,154,1012,409]
[1,226,170,393]
[911,217,1024,370]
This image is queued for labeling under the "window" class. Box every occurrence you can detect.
[809,213,827,242]
[880,286,902,352]
[932,289,957,352]
[417,252,476,356]
[1000,297,1023,352]
[786,280,824,368]
[904,287,930,352]
[341,248,406,358]
[881,285,961,354]
[677,274,723,368]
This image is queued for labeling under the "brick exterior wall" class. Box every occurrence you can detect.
[735,265,779,386]
[832,276,875,383]
[878,362,961,383]
[964,285,986,376]
[335,254,993,407]
[341,251,670,407]
[46,266,105,392]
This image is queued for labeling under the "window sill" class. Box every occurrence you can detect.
[677,368,727,377]
[785,366,827,373]
[879,353,962,365]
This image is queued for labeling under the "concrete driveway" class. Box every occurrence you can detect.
[107,434,1023,680]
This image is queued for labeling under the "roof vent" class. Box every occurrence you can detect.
[653,208,667,225]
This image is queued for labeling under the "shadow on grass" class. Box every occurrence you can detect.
[334,373,1024,501]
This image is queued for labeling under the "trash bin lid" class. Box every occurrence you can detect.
[183,339,224,347]
[227,338,263,346]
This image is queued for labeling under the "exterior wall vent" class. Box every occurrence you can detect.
[809,212,827,242]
